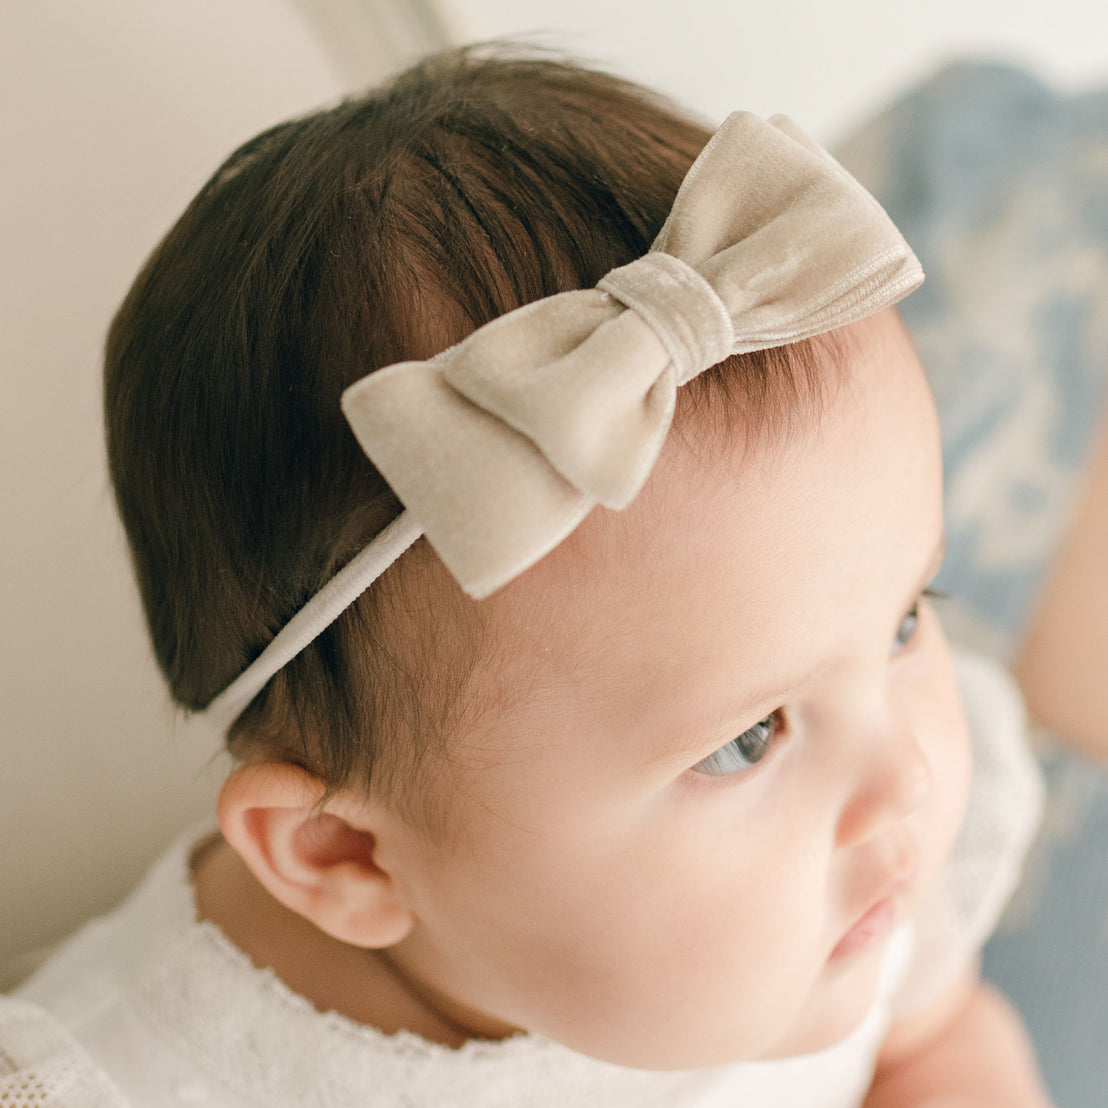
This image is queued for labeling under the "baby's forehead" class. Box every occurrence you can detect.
[470,385,823,689]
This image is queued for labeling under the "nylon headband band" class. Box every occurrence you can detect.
[204,511,422,726]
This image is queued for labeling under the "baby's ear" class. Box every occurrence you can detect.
[217,762,415,948]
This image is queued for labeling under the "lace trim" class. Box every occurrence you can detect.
[131,915,902,1108]
[0,997,127,1108]
[121,830,902,1107]
[129,836,675,1106]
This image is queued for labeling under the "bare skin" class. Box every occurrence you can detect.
[1015,407,1108,761]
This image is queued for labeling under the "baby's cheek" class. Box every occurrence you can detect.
[925,686,975,874]
[924,628,975,832]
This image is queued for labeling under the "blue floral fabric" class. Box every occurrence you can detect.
[837,61,1108,1108]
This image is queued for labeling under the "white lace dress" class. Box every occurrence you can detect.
[2,651,1041,1108]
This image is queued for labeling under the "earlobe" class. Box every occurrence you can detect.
[217,761,415,948]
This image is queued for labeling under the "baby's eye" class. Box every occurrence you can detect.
[892,600,926,653]
[693,712,781,777]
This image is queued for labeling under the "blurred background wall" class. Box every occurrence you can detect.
[3,0,1106,985]
[470,0,1108,143]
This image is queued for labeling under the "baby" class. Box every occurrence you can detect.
[7,46,1051,1107]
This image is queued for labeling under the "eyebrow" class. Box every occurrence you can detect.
[914,532,948,604]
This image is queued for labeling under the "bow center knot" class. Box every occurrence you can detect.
[598,252,735,384]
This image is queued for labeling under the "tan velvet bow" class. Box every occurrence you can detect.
[341,111,923,599]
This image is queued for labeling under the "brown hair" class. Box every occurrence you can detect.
[105,45,828,808]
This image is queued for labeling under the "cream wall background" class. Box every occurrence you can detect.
[2,0,1106,984]
[468,0,1108,143]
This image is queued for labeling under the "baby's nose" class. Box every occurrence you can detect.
[834,722,931,848]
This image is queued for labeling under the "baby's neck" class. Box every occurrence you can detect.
[190,836,471,1047]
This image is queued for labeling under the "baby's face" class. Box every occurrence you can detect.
[382,308,971,1068]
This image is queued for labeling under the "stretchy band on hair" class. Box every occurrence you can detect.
[205,511,422,725]
[205,110,924,727]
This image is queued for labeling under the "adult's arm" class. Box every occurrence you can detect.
[1016,410,1108,761]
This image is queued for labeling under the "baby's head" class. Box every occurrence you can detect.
[105,47,972,1069]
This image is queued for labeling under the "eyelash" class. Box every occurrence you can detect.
[693,711,783,777]
[692,589,942,778]
[894,587,942,653]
